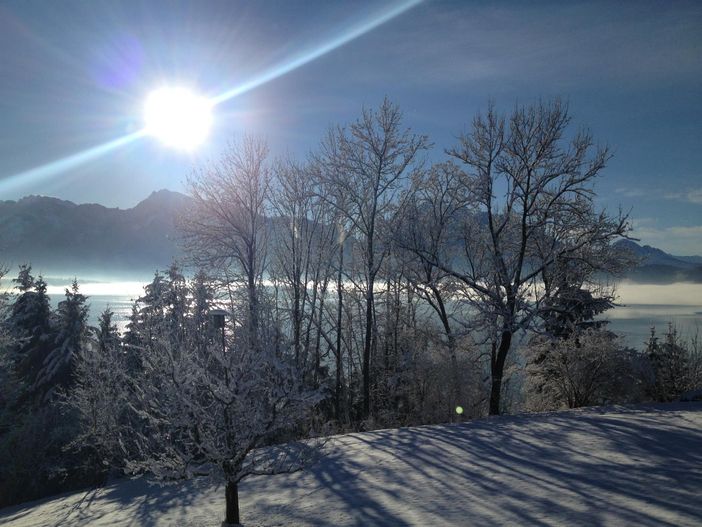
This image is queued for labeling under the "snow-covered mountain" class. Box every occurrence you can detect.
[0,190,190,278]
[1,403,700,526]
[614,239,702,283]
[1,192,700,284]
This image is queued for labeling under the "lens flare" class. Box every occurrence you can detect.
[0,0,422,192]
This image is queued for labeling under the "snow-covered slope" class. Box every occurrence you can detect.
[2,403,701,526]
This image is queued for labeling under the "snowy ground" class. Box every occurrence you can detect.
[2,402,701,527]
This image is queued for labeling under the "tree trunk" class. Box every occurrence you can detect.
[293,281,301,366]
[363,280,373,419]
[432,285,459,421]
[224,480,240,526]
[335,240,345,421]
[489,331,512,415]
[363,208,377,420]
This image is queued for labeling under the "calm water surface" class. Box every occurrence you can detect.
[47,280,702,348]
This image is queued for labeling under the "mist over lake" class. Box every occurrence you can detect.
[44,280,145,332]
[43,279,702,347]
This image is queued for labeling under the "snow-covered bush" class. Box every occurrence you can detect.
[525,328,639,410]
[406,338,487,424]
[642,325,702,402]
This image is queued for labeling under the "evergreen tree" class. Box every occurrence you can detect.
[96,308,120,354]
[540,284,614,339]
[122,303,144,373]
[140,271,168,345]
[164,263,190,344]
[13,264,35,293]
[0,268,18,426]
[7,268,54,404]
[37,279,90,400]
[646,324,691,401]
[190,269,215,351]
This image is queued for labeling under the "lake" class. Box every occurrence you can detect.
[44,280,702,349]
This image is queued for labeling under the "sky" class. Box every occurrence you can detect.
[0,0,700,254]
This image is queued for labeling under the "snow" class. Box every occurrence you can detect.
[2,403,701,526]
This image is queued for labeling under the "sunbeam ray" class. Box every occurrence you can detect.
[210,0,422,105]
[0,0,422,192]
[0,129,146,195]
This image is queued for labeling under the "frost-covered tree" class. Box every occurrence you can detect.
[122,303,144,373]
[38,279,90,400]
[2,273,94,506]
[66,321,128,474]
[66,265,323,525]
[80,333,323,526]
[645,325,702,401]
[7,266,54,404]
[526,328,636,409]
[0,266,17,421]
[269,157,336,381]
[398,162,472,421]
[317,98,429,418]
[406,100,630,414]
[189,269,216,354]
[122,266,192,372]
[96,307,120,354]
[181,135,271,353]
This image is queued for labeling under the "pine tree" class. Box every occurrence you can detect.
[69,310,128,473]
[0,268,18,425]
[164,263,190,344]
[8,268,54,404]
[37,279,90,400]
[122,303,144,373]
[190,269,215,352]
[647,324,690,401]
[96,308,120,354]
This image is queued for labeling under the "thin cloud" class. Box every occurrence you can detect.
[664,188,702,204]
[350,1,702,89]
[634,224,702,255]
[615,187,647,198]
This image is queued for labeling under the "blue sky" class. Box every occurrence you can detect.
[0,0,700,254]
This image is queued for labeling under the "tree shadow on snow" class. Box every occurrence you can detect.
[343,402,702,526]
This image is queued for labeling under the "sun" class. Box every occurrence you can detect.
[144,86,212,151]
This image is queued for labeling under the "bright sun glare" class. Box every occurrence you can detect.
[144,86,212,151]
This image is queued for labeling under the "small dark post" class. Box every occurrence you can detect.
[210,308,228,353]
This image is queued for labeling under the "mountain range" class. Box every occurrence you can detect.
[613,239,702,283]
[0,190,700,284]
[0,190,189,280]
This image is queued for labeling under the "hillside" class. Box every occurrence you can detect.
[1,403,700,526]
[0,190,190,278]
[1,192,701,284]
[614,240,702,283]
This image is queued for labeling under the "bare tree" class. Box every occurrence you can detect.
[398,162,473,420]
[181,136,271,351]
[269,158,336,378]
[406,100,630,415]
[317,98,429,418]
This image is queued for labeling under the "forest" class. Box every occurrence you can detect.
[1,100,701,523]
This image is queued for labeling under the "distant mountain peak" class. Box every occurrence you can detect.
[132,189,190,213]
[144,188,186,200]
[0,190,192,277]
[614,239,702,283]
[16,195,77,207]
